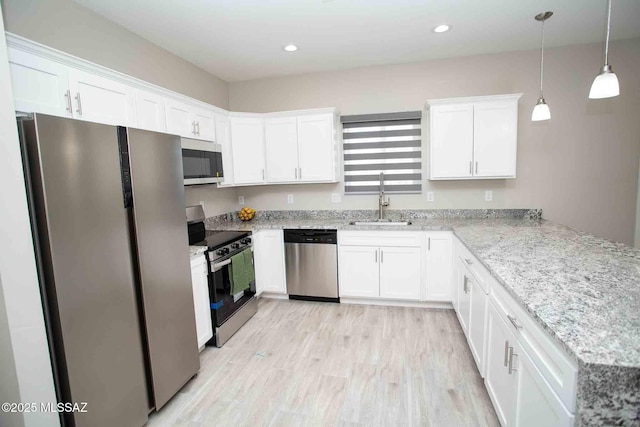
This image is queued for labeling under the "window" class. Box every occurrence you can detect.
[341,111,422,194]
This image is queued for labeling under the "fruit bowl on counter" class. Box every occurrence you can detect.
[237,207,255,221]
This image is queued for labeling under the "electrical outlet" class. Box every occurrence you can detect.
[199,200,205,207]
[426,191,435,202]
[331,193,341,203]
[485,190,493,202]
[287,194,294,204]
[238,196,245,205]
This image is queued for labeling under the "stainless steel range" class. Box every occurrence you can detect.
[187,206,257,347]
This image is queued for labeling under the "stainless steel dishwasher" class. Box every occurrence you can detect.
[284,229,339,302]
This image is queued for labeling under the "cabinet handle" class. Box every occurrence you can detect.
[64,90,72,113]
[464,258,473,265]
[504,340,510,367]
[192,121,196,135]
[508,347,518,374]
[463,276,470,294]
[380,250,384,263]
[375,250,377,263]
[475,161,478,174]
[469,161,472,175]
[295,168,298,179]
[74,92,82,115]
[507,315,523,331]
[428,237,431,250]
[299,168,302,179]
[262,169,265,180]
[196,121,201,135]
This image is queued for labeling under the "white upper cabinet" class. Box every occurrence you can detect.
[134,89,166,132]
[230,115,266,185]
[68,69,137,127]
[165,98,216,141]
[215,114,234,187]
[296,113,336,182]
[8,48,72,118]
[429,104,474,179]
[473,101,518,178]
[264,112,338,184]
[427,94,522,180]
[265,116,299,182]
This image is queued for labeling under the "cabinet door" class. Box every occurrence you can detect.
[514,349,575,427]
[297,114,335,182]
[215,115,234,187]
[338,246,380,298]
[8,48,72,117]
[191,256,213,350]
[265,116,299,182]
[230,117,266,184]
[468,279,488,377]
[192,107,216,141]
[379,246,422,300]
[473,101,518,178]
[134,89,166,132]
[68,69,136,127]
[254,230,286,294]
[430,104,474,179]
[485,301,518,427]
[457,266,472,334]
[165,98,195,138]
[425,234,452,301]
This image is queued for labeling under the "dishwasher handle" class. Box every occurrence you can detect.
[283,229,337,244]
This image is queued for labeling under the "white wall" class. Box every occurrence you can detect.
[0,3,60,426]
[228,39,640,245]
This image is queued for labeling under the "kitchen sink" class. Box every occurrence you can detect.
[349,220,412,226]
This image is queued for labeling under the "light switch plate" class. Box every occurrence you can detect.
[426,192,435,202]
[331,193,341,203]
[485,191,493,202]
[238,196,245,205]
[287,194,294,204]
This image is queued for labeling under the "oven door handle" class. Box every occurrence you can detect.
[212,259,231,272]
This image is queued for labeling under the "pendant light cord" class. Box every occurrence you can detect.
[539,17,545,96]
[604,0,612,65]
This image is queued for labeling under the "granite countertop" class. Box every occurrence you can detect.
[189,245,207,258]
[207,216,640,370]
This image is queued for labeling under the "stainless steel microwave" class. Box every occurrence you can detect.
[181,138,223,186]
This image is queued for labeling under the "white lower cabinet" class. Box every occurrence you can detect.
[378,246,422,300]
[338,231,424,301]
[190,254,213,351]
[253,230,287,295]
[425,233,453,301]
[468,277,488,376]
[337,246,380,298]
[486,300,518,426]
[456,264,472,334]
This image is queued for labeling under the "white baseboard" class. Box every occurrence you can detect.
[339,297,453,309]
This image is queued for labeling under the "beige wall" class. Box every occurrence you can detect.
[228,39,640,245]
[184,185,238,218]
[1,0,229,108]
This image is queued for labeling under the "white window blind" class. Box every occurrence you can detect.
[341,111,422,194]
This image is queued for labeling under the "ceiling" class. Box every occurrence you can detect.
[74,0,640,83]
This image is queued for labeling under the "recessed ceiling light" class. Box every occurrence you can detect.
[433,24,450,33]
[283,44,298,52]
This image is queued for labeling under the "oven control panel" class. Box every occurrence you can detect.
[210,238,252,262]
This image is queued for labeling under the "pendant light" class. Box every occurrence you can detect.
[589,0,619,99]
[531,11,553,122]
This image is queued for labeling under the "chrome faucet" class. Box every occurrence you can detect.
[378,172,389,220]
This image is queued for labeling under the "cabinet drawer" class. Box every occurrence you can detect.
[456,239,491,294]
[491,283,578,412]
[338,231,422,247]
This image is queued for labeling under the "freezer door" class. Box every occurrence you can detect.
[126,127,199,409]
[21,114,148,427]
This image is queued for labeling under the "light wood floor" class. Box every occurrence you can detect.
[148,298,499,427]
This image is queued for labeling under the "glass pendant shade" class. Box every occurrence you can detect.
[589,65,620,99]
[531,97,551,121]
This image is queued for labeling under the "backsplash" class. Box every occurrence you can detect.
[205,208,543,228]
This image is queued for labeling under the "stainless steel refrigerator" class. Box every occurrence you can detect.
[19,114,200,427]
